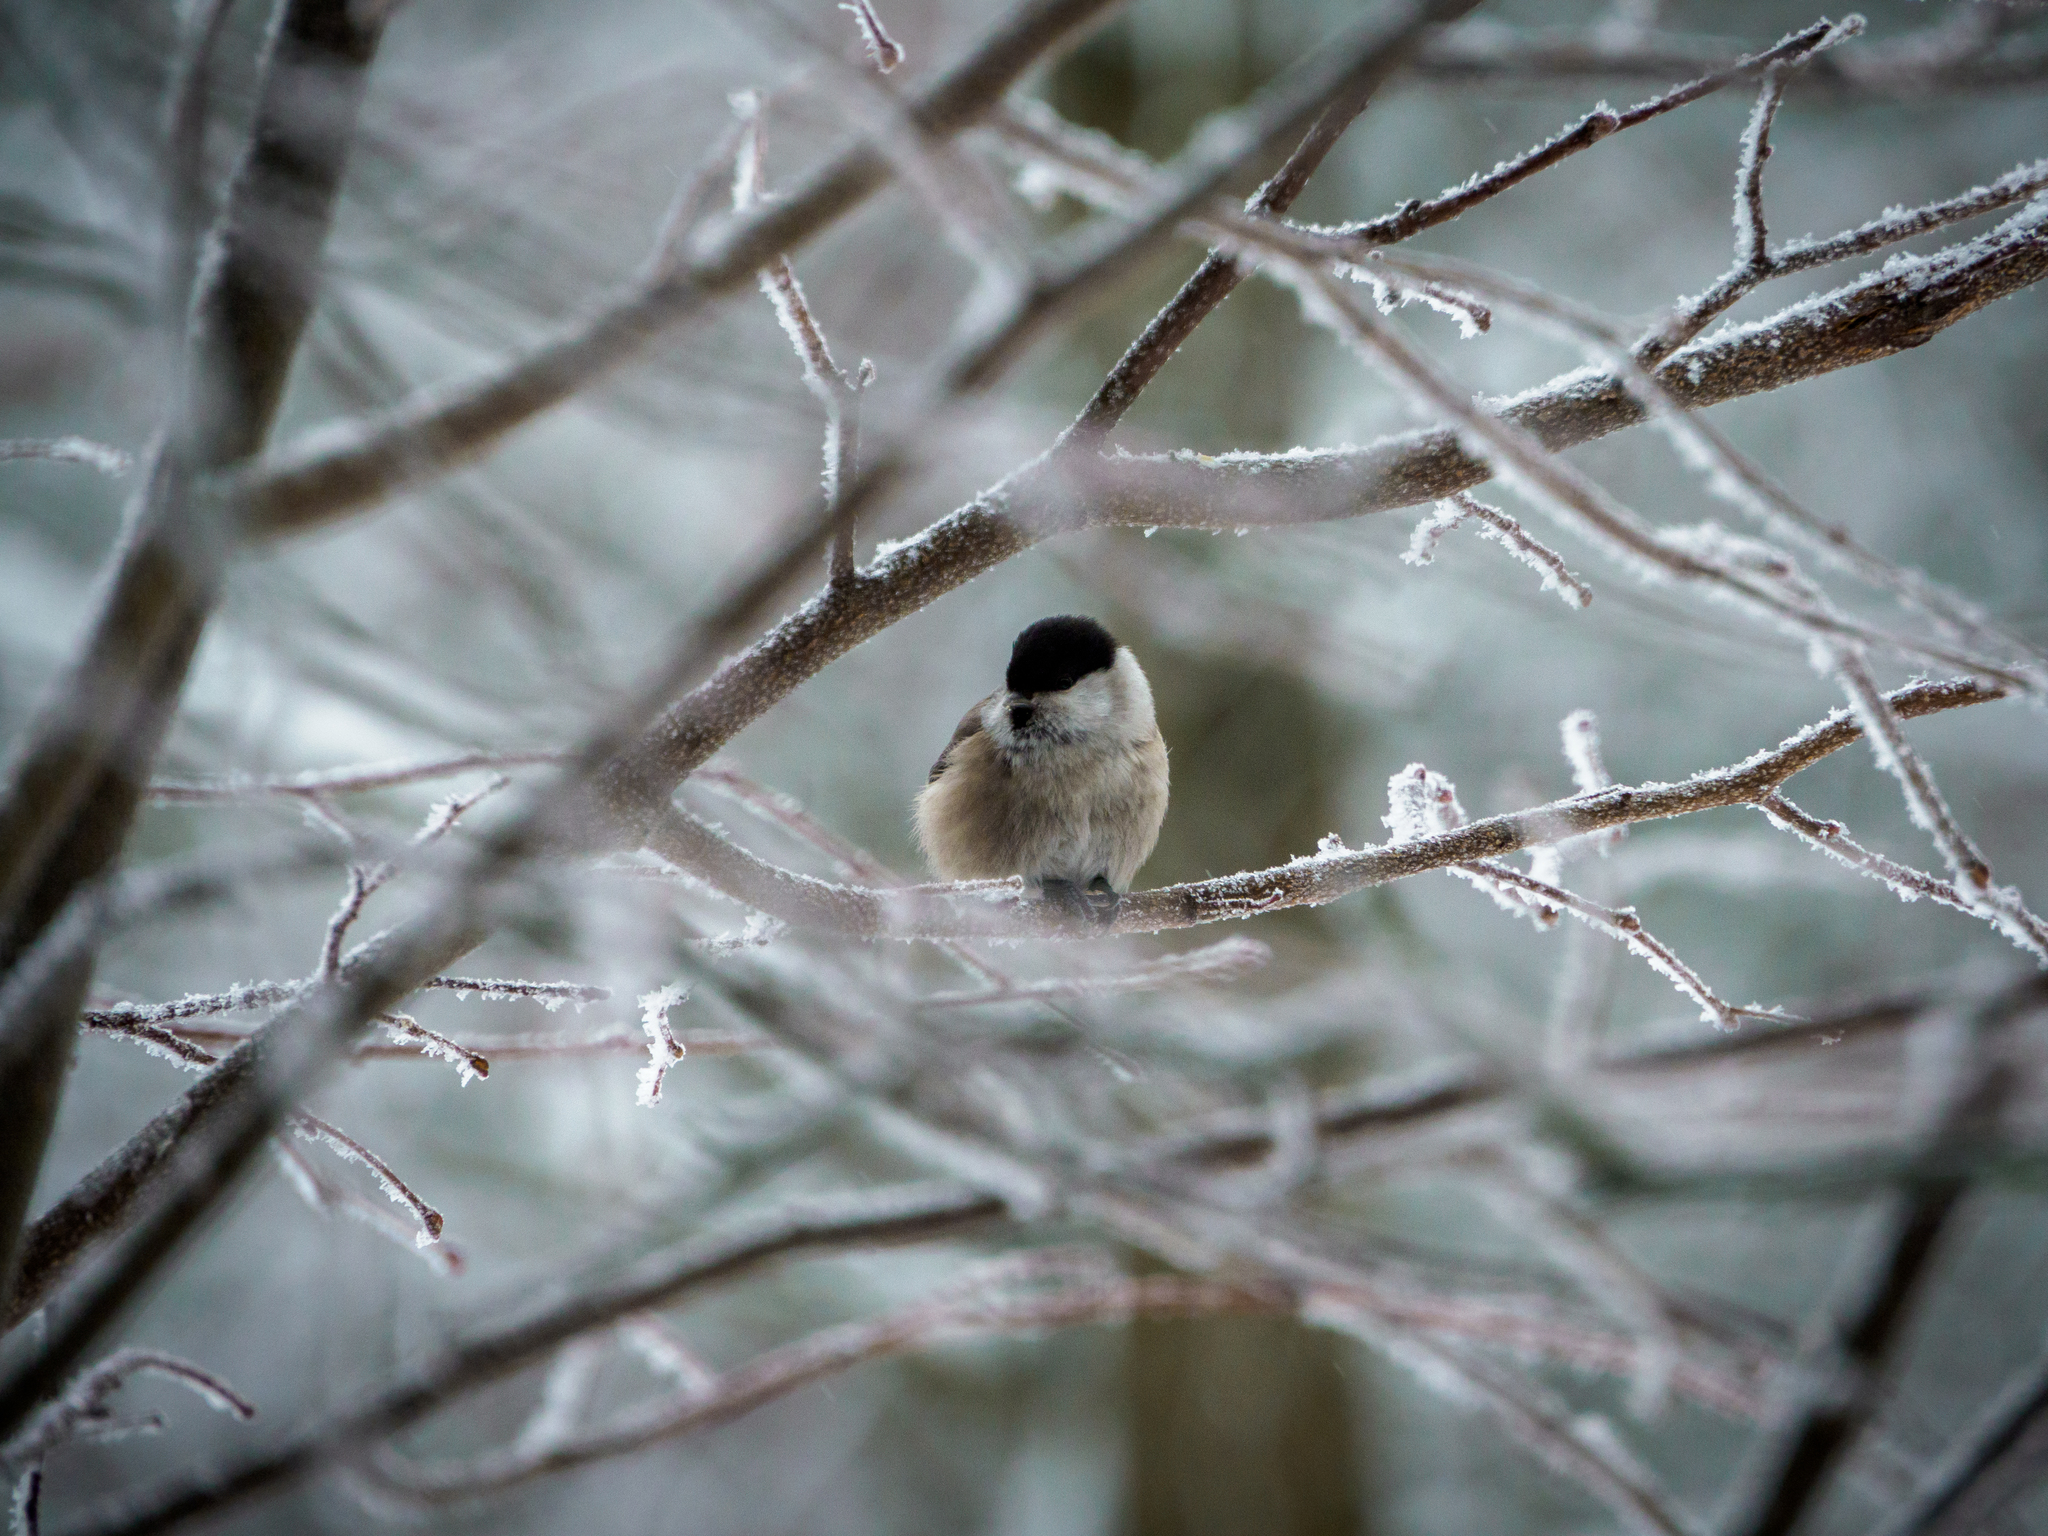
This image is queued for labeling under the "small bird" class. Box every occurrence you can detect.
[916,615,1169,919]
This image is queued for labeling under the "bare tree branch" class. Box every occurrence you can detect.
[1064,0,1486,438]
[231,0,1125,535]
[1876,1351,2048,1536]
[64,1183,1007,1536]
[0,0,394,1319]
[1411,18,2048,96]
[1718,1003,1993,1536]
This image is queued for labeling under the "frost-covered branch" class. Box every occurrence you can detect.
[368,1273,1289,1501]
[147,752,562,803]
[839,0,904,72]
[1348,242,2048,691]
[642,676,2006,942]
[68,1183,1010,1535]
[1386,761,1767,1030]
[0,438,131,476]
[1339,19,1845,249]
[1404,491,1592,608]
[287,1114,445,1250]
[918,936,1271,1007]
[1412,16,2048,96]
[1826,650,2048,963]
[2,1350,253,1477]
[1753,793,1978,917]
[232,0,1125,535]
[728,90,874,586]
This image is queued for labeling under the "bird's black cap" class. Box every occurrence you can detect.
[1006,615,1117,695]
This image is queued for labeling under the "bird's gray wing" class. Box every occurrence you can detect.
[929,695,994,784]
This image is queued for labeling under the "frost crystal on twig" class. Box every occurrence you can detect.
[377,1013,489,1084]
[838,0,903,72]
[1385,765,1767,1030]
[291,1113,445,1246]
[3,1349,256,1494]
[636,983,690,1106]
[423,975,609,1010]
[1562,709,1624,855]
[1404,492,1592,608]
[1824,648,2048,964]
[0,437,132,476]
[702,912,788,954]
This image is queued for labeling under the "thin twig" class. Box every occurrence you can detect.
[64,1183,1009,1536]
[839,0,904,72]
[1063,0,1483,437]
[1874,1351,2048,1536]
[147,752,563,802]
[0,438,131,476]
[369,1273,1289,1500]
[233,0,1127,534]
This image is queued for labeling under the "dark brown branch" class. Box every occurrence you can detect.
[0,0,391,1319]
[1719,1005,1996,1536]
[63,1183,1007,1536]
[1877,1352,2048,1536]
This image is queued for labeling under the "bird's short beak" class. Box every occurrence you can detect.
[1009,700,1037,732]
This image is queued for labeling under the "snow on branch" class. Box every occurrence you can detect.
[1351,241,2046,694]
[1333,19,1848,249]
[82,970,612,1083]
[271,1139,462,1277]
[420,976,609,1009]
[375,1013,489,1085]
[1753,793,1979,915]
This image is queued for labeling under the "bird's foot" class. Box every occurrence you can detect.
[1041,878,1121,927]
